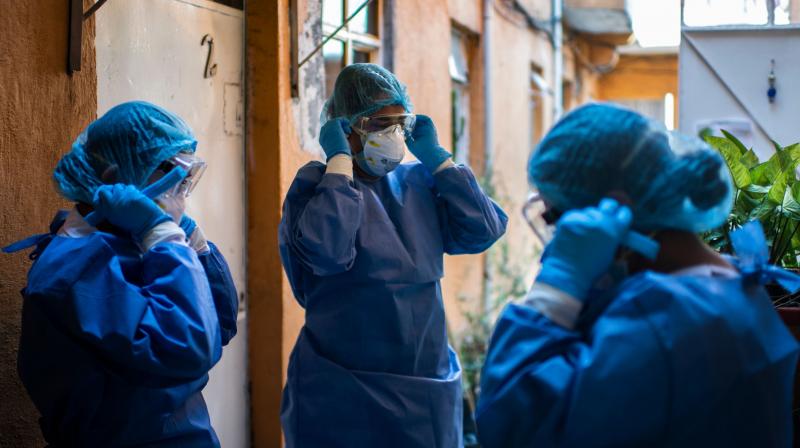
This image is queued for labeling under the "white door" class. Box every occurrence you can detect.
[95,1,248,446]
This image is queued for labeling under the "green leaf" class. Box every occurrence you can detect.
[740,149,760,169]
[749,200,777,221]
[773,139,784,153]
[749,161,776,185]
[721,129,748,155]
[785,142,800,161]
[707,136,751,189]
[782,184,800,220]
[744,184,770,194]
[768,170,789,204]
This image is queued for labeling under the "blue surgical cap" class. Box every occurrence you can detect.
[528,103,733,232]
[54,101,197,204]
[323,63,412,124]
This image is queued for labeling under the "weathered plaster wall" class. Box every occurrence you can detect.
[0,1,97,446]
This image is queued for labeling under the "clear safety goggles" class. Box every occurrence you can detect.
[353,113,416,135]
[152,152,207,198]
[522,192,561,247]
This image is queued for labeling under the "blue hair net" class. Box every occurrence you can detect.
[528,103,733,232]
[54,101,197,204]
[323,63,412,124]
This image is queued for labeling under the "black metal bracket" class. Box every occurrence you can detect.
[68,0,110,74]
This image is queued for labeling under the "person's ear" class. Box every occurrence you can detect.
[348,132,362,154]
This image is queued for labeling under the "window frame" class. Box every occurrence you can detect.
[322,0,382,67]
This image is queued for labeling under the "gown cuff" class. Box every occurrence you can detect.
[519,282,583,330]
[141,221,187,252]
[433,159,456,174]
[326,154,354,179]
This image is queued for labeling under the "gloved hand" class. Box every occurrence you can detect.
[319,118,352,160]
[406,115,452,173]
[180,214,210,254]
[536,198,632,301]
[92,184,172,240]
[179,214,197,238]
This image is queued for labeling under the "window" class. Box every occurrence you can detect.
[322,0,381,97]
[529,69,546,153]
[683,0,799,26]
[450,29,471,166]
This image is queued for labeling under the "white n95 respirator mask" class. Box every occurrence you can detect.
[353,124,407,177]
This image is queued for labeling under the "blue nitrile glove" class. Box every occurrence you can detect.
[536,198,633,302]
[179,214,197,238]
[319,118,352,160]
[92,184,172,241]
[406,115,452,173]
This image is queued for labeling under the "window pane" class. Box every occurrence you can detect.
[323,0,344,27]
[324,40,345,97]
[774,0,799,23]
[449,32,469,84]
[684,0,768,26]
[353,50,371,64]
[348,0,378,35]
[451,86,470,165]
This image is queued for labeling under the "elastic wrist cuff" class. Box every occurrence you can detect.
[326,154,353,178]
[433,159,456,174]
[141,221,187,252]
[520,283,583,329]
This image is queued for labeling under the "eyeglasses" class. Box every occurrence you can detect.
[353,113,416,135]
[522,192,561,247]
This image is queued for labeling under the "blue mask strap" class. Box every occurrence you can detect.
[622,231,660,261]
[83,167,189,227]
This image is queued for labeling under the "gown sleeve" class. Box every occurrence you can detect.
[198,241,239,346]
[279,162,364,282]
[476,288,669,447]
[33,236,223,386]
[433,165,508,255]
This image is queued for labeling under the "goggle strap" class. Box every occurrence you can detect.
[141,166,189,199]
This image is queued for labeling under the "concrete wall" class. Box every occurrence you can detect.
[679,28,800,160]
[0,1,97,446]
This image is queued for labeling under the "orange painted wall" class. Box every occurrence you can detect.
[597,53,678,100]
[0,1,97,445]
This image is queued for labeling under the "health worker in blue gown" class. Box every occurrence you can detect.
[476,103,800,447]
[279,63,508,448]
[5,101,239,447]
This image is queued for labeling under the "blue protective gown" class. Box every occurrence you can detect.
[476,232,799,447]
[15,213,239,447]
[279,162,508,448]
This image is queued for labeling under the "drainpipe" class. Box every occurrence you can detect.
[552,0,564,121]
[482,0,494,312]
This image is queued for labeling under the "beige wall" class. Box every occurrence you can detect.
[0,1,97,446]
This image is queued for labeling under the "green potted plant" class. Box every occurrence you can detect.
[703,130,800,326]
[704,131,800,439]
